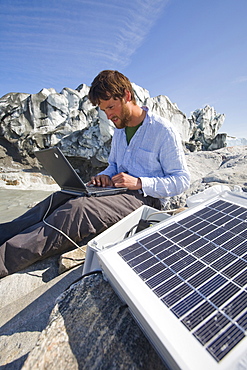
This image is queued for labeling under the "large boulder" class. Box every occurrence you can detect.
[188,105,225,150]
[22,273,166,370]
[0,83,226,171]
[163,146,247,209]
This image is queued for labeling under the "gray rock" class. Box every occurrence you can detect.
[144,94,191,143]
[164,146,247,209]
[22,273,167,370]
[58,246,87,274]
[0,256,84,369]
[201,146,247,187]
[188,105,225,150]
[0,82,226,176]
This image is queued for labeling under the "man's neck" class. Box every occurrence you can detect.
[127,105,146,127]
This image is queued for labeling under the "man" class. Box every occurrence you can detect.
[0,70,190,277]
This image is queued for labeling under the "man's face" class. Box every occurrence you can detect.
[99,97,131,129]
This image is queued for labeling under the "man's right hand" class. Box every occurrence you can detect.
[87,175,113,187]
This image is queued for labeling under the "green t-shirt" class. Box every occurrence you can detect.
[125,121,143,145]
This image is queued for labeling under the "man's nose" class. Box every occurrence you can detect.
[106,112,112,120]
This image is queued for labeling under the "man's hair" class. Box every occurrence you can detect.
[88,70,136,106]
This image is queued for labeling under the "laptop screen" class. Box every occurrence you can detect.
[35,147,87,191]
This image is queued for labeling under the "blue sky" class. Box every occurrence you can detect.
[0,0,247,138]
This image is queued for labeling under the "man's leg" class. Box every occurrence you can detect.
[0,191,160,277]
[0,191,74,245]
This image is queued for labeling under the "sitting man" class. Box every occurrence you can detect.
[0,70,190,277]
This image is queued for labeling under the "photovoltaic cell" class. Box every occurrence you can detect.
[188,267,216,288]
[211,253,237,271]
[193,312,230,345]
[207,325,245,361]
[212,232,235,246]
[237,312,247,330]
[193,243,216,258]
[222,235,244,251]
[138,262,165,280]
[222,259,247,279]
[214,214,232,226]
[146,268,173,289]
[198,275,227,297]
[234,270,247,287]
[182,300,215,330]
[210,282,239,307]
[226,218,243,230]
[133,256,159,273]
[162,249,188,266]
[185,237,208,252]
[240,228,247,239]
[150,240,173,254]
[241,211,247,221]
[153,275,183,297]
[117,198,247,363]
[179,260,205,280]
[162,282,193,307]
[202,247,226,264]
[170,254,196,273]
[222,291,247,319]
[171,291,203,317]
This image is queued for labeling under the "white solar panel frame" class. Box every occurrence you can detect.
[98,190,247,370]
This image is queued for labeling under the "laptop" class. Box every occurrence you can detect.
[35,147,128,197]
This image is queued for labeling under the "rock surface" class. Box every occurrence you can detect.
[188,105,226,150]
[0,256,84,369]
[22,273,166,370]
[0,82,226,180]
[58,246,87,274]
[159,145,247,209]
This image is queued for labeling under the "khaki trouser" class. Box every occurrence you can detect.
[0,191,161,277]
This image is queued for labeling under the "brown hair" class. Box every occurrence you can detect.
[88,70,136,106]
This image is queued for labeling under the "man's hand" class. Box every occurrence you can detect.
[88,175,113,187]
[112,172,142,190]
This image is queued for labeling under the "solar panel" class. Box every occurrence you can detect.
[98,190,247,369]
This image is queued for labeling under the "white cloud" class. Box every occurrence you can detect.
[100,0,169,67]
[0,0,170,93]
[1,0,169,68]
[232,76,247,84]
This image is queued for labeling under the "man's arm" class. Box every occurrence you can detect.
[136,120,190,198]
[140,170,190,199]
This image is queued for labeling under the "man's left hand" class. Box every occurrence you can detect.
[112,172,142,190]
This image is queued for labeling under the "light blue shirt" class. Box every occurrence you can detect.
[98,107,190,202]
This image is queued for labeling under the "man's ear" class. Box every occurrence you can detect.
[124,90,131,102]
